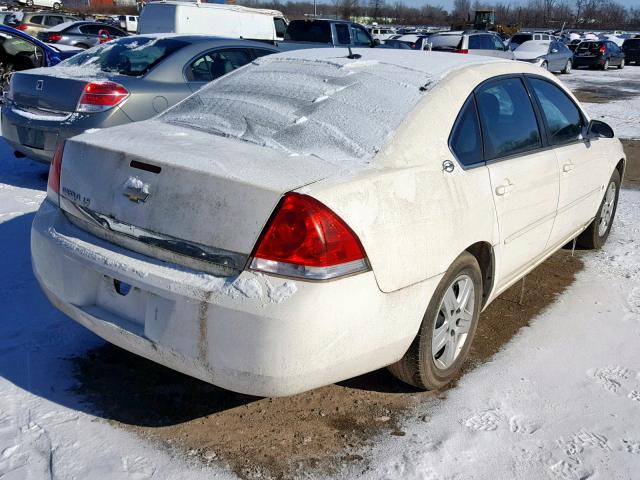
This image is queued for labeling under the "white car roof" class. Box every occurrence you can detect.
[516,39,551,52]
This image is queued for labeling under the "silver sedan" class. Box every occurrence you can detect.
[1,35,279,162]
[513,39,574,73]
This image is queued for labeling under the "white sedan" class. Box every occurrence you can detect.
[31,49,625,396]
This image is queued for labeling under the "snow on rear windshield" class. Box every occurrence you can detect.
[59,37,188,76]
[160,56,432,164]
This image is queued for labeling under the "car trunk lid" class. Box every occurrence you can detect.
[58,120,341,271]
[9,68,89,113]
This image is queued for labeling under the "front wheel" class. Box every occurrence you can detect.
[576,169,621,249]
[388,252,482,390]
[540,61,548,71]
[618,58,625,69]
[602,59,610,70]
[52,2,61,9]
[562,59,572,74]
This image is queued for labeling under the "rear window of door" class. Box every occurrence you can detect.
[449,96,483,167]
[44,16,65,27]
[79,24,101,35]
[273,17,286,38]
[528,78,584,145]
[475,77,542,160]
[186,48,252,83]
[469,35,495,50]
[335,23,351,45]
[351,26,372,46]
[29,15,43,25]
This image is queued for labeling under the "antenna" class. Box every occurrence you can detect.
[347,47,361,59]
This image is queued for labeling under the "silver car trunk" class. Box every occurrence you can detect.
[9,68,89,113]
[59,120,338,265]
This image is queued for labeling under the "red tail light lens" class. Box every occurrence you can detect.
[77,81,129,113]
[47,141,65,204]
[48,33,62,42]
[15,24,27,31]
[454,49,469,54]
[599,45,606,53]
[250,193,369,280]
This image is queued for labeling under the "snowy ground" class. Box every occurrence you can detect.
[0,65,639,480]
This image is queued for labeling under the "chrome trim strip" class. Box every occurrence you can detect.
[61,197,247,275]
[249,257,370,281]
[556,186,601,215]
[503,211,556,245]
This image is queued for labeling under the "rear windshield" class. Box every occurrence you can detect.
[577,42,603,52]
[284,21,332,43]
[510,34,532,45]
[59,36,188,76]
[429,34,462,51]
[160,55,429,164]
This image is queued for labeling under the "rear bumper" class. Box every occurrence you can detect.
[572,56,605,67]
[1,102,131,163]
[31,201,438,396]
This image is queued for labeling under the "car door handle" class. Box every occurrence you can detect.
[495,181,514,196]
[563,163,575,173]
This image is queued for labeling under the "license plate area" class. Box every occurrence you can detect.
[96,275,146,327]
[17,126,46,149]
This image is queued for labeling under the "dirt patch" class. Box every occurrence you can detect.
[572,81,640,104]
[69,249,583,479]
[622,139,640,189]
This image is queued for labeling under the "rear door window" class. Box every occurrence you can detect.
[528,78,584,145]
[79,24,101,35]
[30,15,43,25]
[273,17,286,38]
[475,77,542,159]
[186,48,252,83]
[44,16,64,27]
[351,26,372,46]
[450,96,483,167]
[335,23,351,45]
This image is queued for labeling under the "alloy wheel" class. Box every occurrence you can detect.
[598,181,616,237]
[431,274,475,370]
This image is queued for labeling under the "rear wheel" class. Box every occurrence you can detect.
[562,59,572,74]
[75,43,90,49]
[618,58,625,69]
[540,60,548,70]
[52,2,61,10]
[576,169,621,249]
[602,59,610,70]
[388,252,482,390]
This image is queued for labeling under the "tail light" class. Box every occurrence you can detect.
[77,81,129,113]
[410,43,416,49]
[454,49,469,54]
[47,141,65,204]
[599,45,606,53]
[15,24,27,31]
[250,193,369,280]
[47,33,62,42]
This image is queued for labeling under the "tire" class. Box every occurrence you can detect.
[602,59,610,70]
[387,251,483,390]
[618,58,625,69]
[53,2,61,9]
[26,0,33,6]
[540,61,548,71]
[576,169,621,249]
[75,43,90,49]
[562,59,572,74]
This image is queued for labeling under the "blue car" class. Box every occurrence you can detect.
[0,24,79,90]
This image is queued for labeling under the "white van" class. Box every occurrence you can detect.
[118,14,138,33]
[138,1,287,41]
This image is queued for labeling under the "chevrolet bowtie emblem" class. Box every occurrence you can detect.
[123,176,150,203]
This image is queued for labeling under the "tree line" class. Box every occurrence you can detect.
[239,0,640,30]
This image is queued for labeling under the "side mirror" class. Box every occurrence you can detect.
[587,119,614,139]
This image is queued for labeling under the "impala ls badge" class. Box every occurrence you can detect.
[36,80,43,91]
[123,176,150,203]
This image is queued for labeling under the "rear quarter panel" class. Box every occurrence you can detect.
[302,64,511,293]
